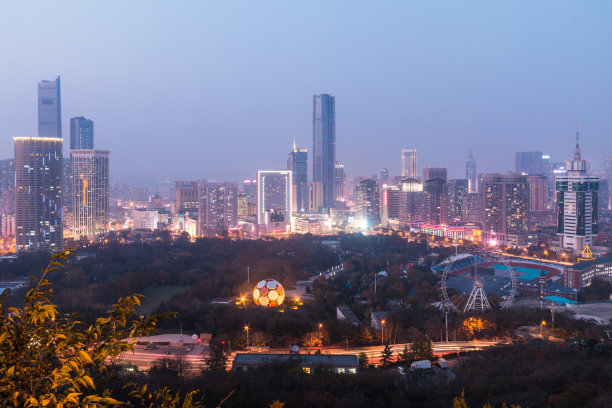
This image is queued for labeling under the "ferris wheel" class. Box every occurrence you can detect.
[438,250,517,313]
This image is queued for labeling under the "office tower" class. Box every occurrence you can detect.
[401,148,417,179]
[257,170,292,233]
[237,192,248,221]
[447,179,469,221]
[132,209,159,230]
[287,145,308,212]
[527,175,548,211]
[463,192,483,224]
[381,184,401,226]
[0,159,14,193]
[482,174,530,247]
[312,94,336,209]
[354,179,380,228]
[63,157,73,211]
[175,181,199,215]
[423,167,447,183]
[72,150,110,239]
[14,137,63,252]
[198,182,238,237]
[307,182,324,213]
[556,135,598,254]
[605,156,612,210]
[515,151,547,175]
[70,116,94,150]
[466,151,477,193]
[334,163,347,203]
[38,77,62,138]
[380,168,390,184]
[242,179,257,205]
[397,178,425,227]
[598,179,609,213]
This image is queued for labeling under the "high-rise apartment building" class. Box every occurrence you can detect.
[70,116,94,150]
[527,175,548,212]
[334,163,347,203]
[0,159,14,194]
[37,77,62,138]
[354,179,380,228]
[313,94,336,209]
[482,174,530,247]
[242,179,257,205]
[447,179,469,221]
[257,170,292,233]
[422,168,448,224]
[466,151,477,193]
[381,184,401,226]
[198,182,238,237]
[14,137,63,252]
[71,150,110,239]
[515,151,548,175]
[287,145,308,212]
[175,181,199,216]
[401,148,417,179]
[237,192,249,221]
[556,136,598,254]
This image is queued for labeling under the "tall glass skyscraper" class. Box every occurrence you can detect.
[287,145,308,212]
[466,150,477,193]
[37,77,62,138]
[70,116,94,150]
[14,137,63,253]
[401,148,417,179]
[313,94,336,209]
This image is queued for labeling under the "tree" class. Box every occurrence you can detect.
[398,344,410,362]
[358,352,369,369]
[206,341,228,371]
[380,344,394,367]
[409,335,433,360]
[0,250,203,407]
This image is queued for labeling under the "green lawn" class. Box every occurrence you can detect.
[139,285,190,315]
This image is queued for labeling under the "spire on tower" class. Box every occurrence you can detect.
[574,125,581,160]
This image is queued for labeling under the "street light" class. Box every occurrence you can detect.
[539,320,546,336]
[318,323,323,346]
[381,319,386,346]
[244,325,249,350]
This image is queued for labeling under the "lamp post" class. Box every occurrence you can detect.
[318,323,323,346]
[539,320,545,336]
[244,325,249,350]
[381,319,386,346]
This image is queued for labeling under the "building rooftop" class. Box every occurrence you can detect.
[570,253,612,271]
[232,353,359,368]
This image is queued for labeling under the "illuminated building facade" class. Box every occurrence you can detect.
[132,209,158,230]
[556,136,598,254]
[528,174,548,211]
[420,224,481,242]
[334,163,347,203]
[237,192,248,220]
[466,151,477,193]
[242,179,257,205]
[307,181,324,213]
[175,180,199,216]
[313,94,336,209]
[72,150,110,239]
[257,170,292,233]
[447,179,468,221]
[37,77,62,138]
[198,182,238,237]
[401,148,417,179]
[381,184,401,227]
[14,137,63,253]
[354,179,379,228]
[287,145,308,212]
[482,173,530,247]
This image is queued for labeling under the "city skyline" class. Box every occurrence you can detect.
[0,2,610,185]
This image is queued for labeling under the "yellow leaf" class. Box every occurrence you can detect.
[78,350,93,364]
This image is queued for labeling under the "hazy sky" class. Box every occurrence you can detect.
[0,1,611,187]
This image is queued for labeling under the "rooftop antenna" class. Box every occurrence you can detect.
[574,125,581,160]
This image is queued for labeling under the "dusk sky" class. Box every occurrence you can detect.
[0,1,611,187]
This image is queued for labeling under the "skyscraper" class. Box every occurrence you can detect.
[175,181,199,215]
[72,150,110,239]
[354,179,380,229]
[447,179,469,221]
[466,151,477,193]
[14,137,63,252]
[334,163,347,203]
[70,117,94,150]
[401,148,417,179]
[527,174,548,212]
[423,167,448,183]
[556,134,598,254]
[257,170,292,233]
[482,174,530,247]
[287,145,308,212]
[515,151,547,175]
[198,182,238,237]
[313,94,336,209]
[37,77,62,138]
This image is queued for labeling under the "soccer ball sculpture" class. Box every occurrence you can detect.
[253,279,285,307]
